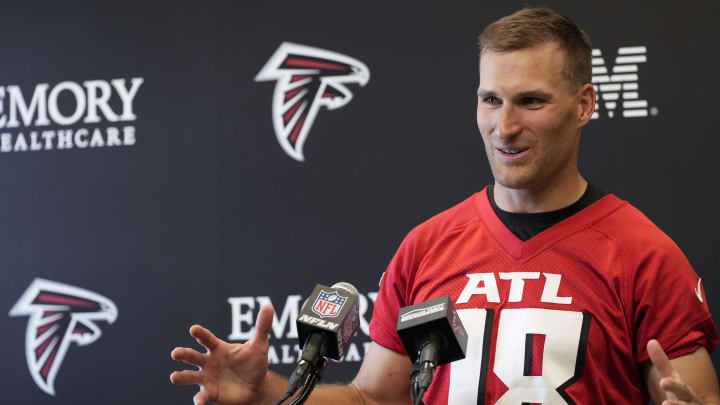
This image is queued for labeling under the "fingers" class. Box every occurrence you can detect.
[647,339,676,379]
[249,304,274,347]
[193,390,210,405]
[171,347,206,367]
[660,377,700,402]
[170,369,203,386]
[190,324,220,351]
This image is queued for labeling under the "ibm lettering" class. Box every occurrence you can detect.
[591,46,653,119]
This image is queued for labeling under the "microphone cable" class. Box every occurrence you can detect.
[273,356,326,405]
[288,360,325,405]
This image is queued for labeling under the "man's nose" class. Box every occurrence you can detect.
[496,104,522,138]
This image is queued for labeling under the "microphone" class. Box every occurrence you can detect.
[276,282,360,405]
[296,282,360,361]
[396,295,468,405]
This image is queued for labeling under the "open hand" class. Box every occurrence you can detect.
[170,305,275,405]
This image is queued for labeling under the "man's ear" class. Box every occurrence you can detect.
[577,83,596,128]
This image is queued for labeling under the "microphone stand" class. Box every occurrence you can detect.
[274,332,328,405]
[410,336,440,405]
[410,361,425,405]
[288,358,325,405]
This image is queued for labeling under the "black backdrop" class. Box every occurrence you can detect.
[1,1,719,403]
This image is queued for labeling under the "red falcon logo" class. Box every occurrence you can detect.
[255,42,370,161]
[8,278,118,396]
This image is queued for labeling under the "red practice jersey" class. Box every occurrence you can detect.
[370,188,718,404]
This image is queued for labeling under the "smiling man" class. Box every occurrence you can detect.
[477,40,590,214]
[171,7,720,405]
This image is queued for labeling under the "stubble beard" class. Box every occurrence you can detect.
[485,144,539,190]
[486,145,570,192]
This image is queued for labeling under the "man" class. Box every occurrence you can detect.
[170,7,720,405]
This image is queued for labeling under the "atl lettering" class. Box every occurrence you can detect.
[457,272,572,305]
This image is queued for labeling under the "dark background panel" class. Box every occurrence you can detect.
[0,0,718,403]
[0,1,224,403]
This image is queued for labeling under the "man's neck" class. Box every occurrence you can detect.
[493,173,588,213]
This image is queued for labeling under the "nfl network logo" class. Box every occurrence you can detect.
[591,46,657,119]
[312,290,347,318]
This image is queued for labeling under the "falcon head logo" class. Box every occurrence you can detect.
[8,278,118,396]
[255,42,370,162]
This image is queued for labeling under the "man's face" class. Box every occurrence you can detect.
[477,42,587,191]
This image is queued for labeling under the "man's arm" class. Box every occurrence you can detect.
[298,343,411,405]
[645,339,720,405]
[170,304,411,405]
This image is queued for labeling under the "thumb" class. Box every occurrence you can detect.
[647,339,677,379]
[249,304,274,348]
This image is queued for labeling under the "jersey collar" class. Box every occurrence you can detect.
[474,186,625,262]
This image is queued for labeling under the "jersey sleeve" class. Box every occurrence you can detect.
[630,230,719,364]
[369,193,481,354]
[368,231,415,354]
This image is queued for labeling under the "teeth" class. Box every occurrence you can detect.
[502,149,520,154]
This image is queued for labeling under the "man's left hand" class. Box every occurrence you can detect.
[648,339,707,404]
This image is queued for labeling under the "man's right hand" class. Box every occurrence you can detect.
[170,304,277,405]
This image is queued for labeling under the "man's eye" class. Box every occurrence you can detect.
[484,96,501,105]
[521,97,544,107]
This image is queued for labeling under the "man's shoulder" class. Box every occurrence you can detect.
[402,191,483,249]
[591,195,682,255]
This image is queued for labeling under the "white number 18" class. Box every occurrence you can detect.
[448,308,591,404]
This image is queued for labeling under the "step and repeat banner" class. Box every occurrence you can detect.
[1,1,718,403]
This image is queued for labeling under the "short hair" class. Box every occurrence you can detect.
[478,7,592,92]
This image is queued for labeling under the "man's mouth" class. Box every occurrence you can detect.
[497,147,529,155]
[495,146,530,164]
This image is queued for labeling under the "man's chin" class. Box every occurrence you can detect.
[492,172,534,190]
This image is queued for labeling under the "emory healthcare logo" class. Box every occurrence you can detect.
[255,42,369,162]
[8,278,118,396]
[0,77,143,153]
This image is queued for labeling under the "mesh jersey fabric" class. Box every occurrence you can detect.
[369,187,718,405]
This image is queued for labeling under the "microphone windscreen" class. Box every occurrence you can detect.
[331,282,358,296]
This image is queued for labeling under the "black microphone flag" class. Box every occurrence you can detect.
[396,295,468,365]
